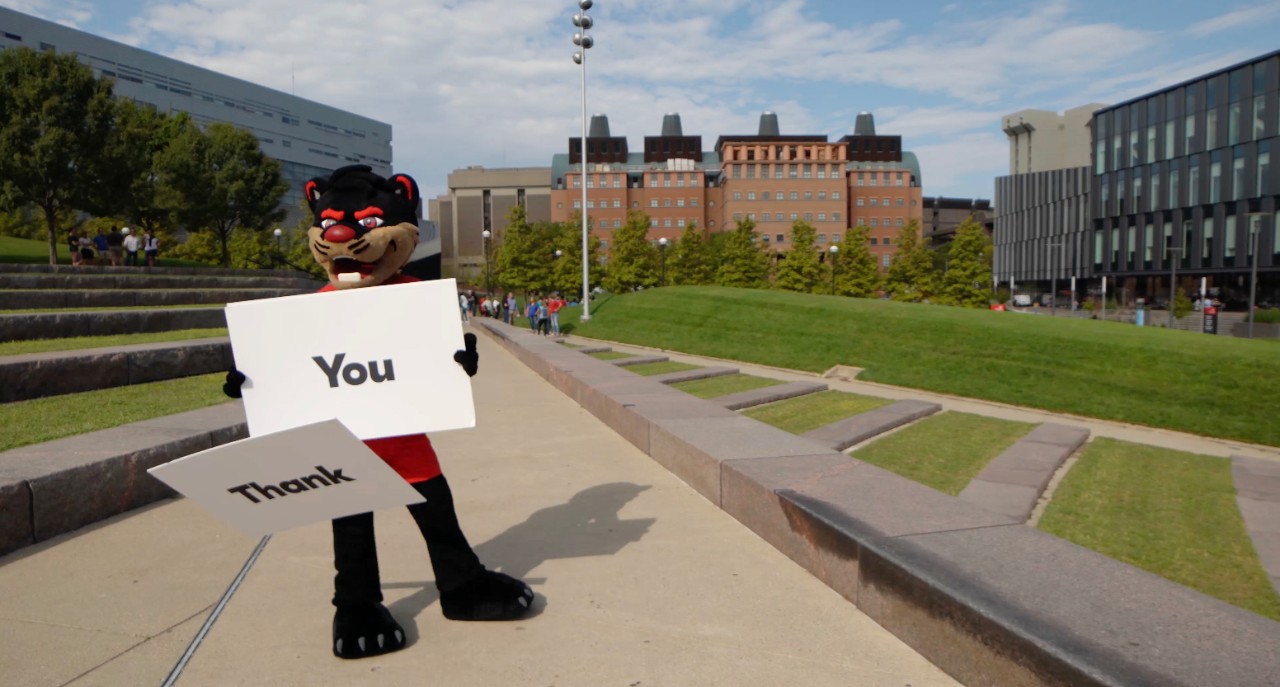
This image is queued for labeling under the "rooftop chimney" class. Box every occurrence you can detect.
[661,112,683,136]
[758,111,780,137]
[854,111,876,136]
[588,114,611,138]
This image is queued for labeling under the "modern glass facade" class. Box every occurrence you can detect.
[1092,50,1278,305]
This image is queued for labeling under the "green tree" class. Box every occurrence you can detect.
[602,211,659,293]
[157,121,287,266]
[494,206,552,295]
[938,219,992,308]
[668,222,714,285]
[715,218,770,289]
[0,48,117,264]
[834,225,881,297]
[108,101,187,236]
[884,221,939,302]
[774,220,824,294]
[549,219,602,300]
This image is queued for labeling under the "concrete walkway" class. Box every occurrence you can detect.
[0,332,958,687]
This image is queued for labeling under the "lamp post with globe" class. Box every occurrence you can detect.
[572,0,596,319]
[658,237,668,286]
[829,244,839,295]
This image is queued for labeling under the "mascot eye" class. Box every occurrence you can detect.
[359,217,384,229]
[320,218,337,229]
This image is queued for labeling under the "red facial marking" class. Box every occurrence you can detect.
[305,181,318,201]
[354,206,384,220]
[395,176,414,200]
[320,209,345,221]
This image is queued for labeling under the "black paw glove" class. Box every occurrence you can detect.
[453,333,479,377]
[222,369,246,398]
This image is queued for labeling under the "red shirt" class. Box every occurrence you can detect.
[319,273,441,483]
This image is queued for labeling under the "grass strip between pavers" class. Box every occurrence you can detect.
[1038,438,1280,622]
[0,328,228,356]
[587,350,635,360]
[670,373,783,399]
[743,390,895,435]
[624,361,701,376]
[0,373,230,452]
[851,411,1034,496]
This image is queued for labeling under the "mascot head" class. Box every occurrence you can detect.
[305,165,420,290]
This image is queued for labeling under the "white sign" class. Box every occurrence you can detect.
[224,279,475,439]
[148,420,426,537]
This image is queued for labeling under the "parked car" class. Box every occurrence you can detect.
[1012,294,1032,307]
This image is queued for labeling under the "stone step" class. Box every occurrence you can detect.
[0,307,226,342]
[712,380,828,411]
[611,355,670,367]
[802,399,942,452]
[0,272,321,291]
[0,263,309,279]
[575,345,613,354]
[957,423,1090,522]
[0,288,305,310]
[0,338,232,403]
[648,366,739,385]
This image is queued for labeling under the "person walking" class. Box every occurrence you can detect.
[106,226,125,266]
[468,289,478,318]
[526,298,538,332]
[459,291,470,323]
[68,230,82,266]
[535,298,550,336]
[506,292,517,325]
[78,233,96,265]
[548,293,565,336]
[123,228,141,266]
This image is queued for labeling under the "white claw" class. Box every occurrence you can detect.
[377,633,385,649]
[518,597,529,607]
[395,630,404,644]
[335,638,344,655]
[358,636,366,652]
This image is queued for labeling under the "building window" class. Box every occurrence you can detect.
[833,212,840,222]
[664,219,672,227]
[882,254,891,268]
[1209,150,1222,203]
[748,192,756,200]
[650,219,658,227]
[650,199,659,208]
[805,213,813,222]
[762,213,771,221]
[818,234,826,243]
[870,237,878,246]
[613,199,621,208]
[733,192,742,200]
[789,164,798,178]
[831,233,841,242]
[614,219,622,228]
[857,172,865,186]
[857,198,865,206]
[789,192,798,200]
[677,198,685,207]
[870,218,878,226]
[804,191,813,200]
[870,198,878,206]
[818,191,826,200]
[777,234,785,242]
[1165,119,1176,159]
[1232,146,1246,200]
[573,177,581,188]
[803,164,812,179]
[1254,94,1268,141]
[573,200,581,209]
[895,173,904,186]
[895,217,904,226]
[1225,214,1237,263]
[818,213,827,221]
[790,212,798,220]
[1206,107,1219,149]
[663,199,672,207]
[832,191,841,200]
[1258,149,1271,197]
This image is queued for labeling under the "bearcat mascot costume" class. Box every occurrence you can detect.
[224,164,534,659]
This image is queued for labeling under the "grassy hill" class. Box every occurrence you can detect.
[563,287,1280,447]
[0,234,209,267]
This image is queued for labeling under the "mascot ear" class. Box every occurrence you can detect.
[390,174,419,203]
[304,176,329,216]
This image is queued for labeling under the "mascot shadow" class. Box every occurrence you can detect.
[385,481,655,638]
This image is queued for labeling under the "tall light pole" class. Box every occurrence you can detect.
[1248,212,1263,339]
[572,0,596,320]
[482,229,492,301]
[1047,241,1062,317]
[829,244,839,295]
[1167,242,1183,329]
[272,227,283,269]
[658,237,668,286]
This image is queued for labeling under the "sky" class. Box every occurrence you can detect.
[7,0,1280,215]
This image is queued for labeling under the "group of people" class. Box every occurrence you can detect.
[458,289,567,336]
[67,226,159,267]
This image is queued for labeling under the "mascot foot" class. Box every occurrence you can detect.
[332,602,406,659]
[440,570,535,621]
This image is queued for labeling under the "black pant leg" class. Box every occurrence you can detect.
[332,512,383,607]
[406,476,484,593]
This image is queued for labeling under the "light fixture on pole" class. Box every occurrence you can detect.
[829,244,839,295]
[481,229,492,301]
[572,0,596,320]
[658,237,668,286]
[1247,212,1263,339]
[272,227,283,269]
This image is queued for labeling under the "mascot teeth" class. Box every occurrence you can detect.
[337,272,363,283]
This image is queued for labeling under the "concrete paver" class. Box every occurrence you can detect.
[0,329,958,686]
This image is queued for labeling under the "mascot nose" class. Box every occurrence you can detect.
[323,224,356,243]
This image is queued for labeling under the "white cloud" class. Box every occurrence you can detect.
[1186,3,1280,37]
[911,132,1007,198]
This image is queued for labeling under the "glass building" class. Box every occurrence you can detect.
[1091,50,1278,307]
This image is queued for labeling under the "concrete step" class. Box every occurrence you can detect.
[0,288,305,310]
[0,307,226,342]
[0,337,232,402]
[0,272,321,291]
[957,423,1090,522]
[0,263,311,280]
[712,380,828,411]
[802,399,943,452]
[648,366,739,385]
[611,355,671,367]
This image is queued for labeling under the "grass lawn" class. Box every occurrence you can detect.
[1038,438,1280,621]
[624,361,701,376]
[558,287,1280,447]
[0,328,227,356]
[588,350,635,360]
[850,411,1034,495]
[0,373,230,452]
[0,234,208,267]
[743,390,894,434]
[670,373,783,399]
